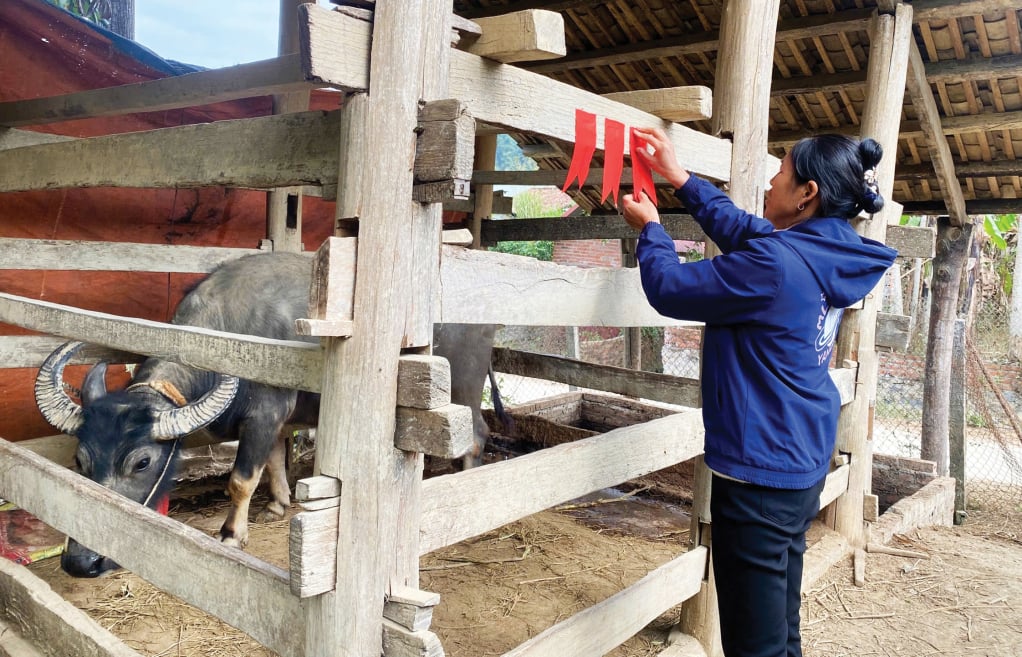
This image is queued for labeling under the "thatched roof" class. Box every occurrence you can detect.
[452,0,1022,218]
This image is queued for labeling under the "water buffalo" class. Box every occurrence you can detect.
[35,252,505,577]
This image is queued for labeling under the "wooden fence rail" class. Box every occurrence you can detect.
[0,439,302,657]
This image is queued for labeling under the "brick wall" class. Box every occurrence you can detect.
[879,351,1021,391]
[872,453,938,512]
[553,239,622,268]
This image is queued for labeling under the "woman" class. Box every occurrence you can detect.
[621,128,897,657]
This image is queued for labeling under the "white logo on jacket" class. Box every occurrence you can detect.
[816,294,843,366]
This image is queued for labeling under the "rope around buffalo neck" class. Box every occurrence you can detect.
[126,380,185,510]
[142,437,180,509]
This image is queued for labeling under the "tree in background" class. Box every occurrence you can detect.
[980,214,1021,357]
[46,0,134,39]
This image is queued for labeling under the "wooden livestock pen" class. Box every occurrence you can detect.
[0,1,952,656]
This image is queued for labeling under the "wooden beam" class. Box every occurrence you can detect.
[395,355,451,409]
[0,555,142,657]
[266,2,312,254]
[912,0,1021,21]
[0,439,303,657]
[458,0,594,20]
[473,166,673,187]
[802,525,850,590]
[895,160,1022,180]
[519,2,1010,75]
[0,336,141,369]
[772,109,1022,148]
[0,55,312,128]
[833,3,914,551]
[479,216,934,259]
[490,349,866,406]
[438,245,701,327]
[602,87,713,123]
[381,620,444,657]
[492,348,702,408]
[451,45,735,180]
[0,238,261,273]
[902,198,1022,214]
[300,3,734,182]
[0,111,342,192]
[0,127,75,150]
[886,224,936,259]
[413,99,475,201]
[830,366,857,407]
[394,404,475,458]
[906,41,969,225]
[480,213,705,243]
[501,547,708,657]
[819,464,851,509]
[418,409,703,553]
[0,292,323,391]
[521,8,874,74]
[465,10,566,63]
[876,312,912,351]
[773,51,1022,97]
[442,189,513,214]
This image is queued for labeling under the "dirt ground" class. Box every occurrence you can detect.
[21,464,1022,657]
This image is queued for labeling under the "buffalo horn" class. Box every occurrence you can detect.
[34,341,87,436]
[150,374,239,440]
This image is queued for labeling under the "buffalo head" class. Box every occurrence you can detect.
[34,341,238,577]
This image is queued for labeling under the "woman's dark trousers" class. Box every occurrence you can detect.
[710,474,826,657]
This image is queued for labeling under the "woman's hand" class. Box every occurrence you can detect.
[621,192,660,231]
[631,127,689,189]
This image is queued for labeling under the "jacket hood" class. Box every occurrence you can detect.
[781,217,899,308]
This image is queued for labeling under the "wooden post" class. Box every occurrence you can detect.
[622,238,641,370]
[949,318,967,523]
[266,0,310,253]
[678,2,779,655]
[922,219,973,475]
[832,4,913,548]
[471,134,498,249]
[304,1,451,655]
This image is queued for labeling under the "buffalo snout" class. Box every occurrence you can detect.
[61,538,121,578]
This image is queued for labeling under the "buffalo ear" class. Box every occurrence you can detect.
[81,362,110,406]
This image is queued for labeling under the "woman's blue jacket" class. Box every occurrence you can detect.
[636,175,898,489]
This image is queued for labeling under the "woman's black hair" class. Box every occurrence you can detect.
[789,134,885,219]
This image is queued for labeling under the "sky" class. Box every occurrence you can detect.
[133,1,332,69]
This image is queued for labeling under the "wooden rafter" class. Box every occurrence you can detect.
[519,1,1010,75]
[906,39,968,224]
[769,108,1022,147]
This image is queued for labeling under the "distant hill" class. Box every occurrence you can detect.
[496,134,538,172]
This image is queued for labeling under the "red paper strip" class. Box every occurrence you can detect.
[562,109,598,193]
[630,127,657,207]
[601,118,625,204]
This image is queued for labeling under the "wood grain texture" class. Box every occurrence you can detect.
[438,245,701,328]
[0,440,302,657]
[0,556,142,657]
[0,111,341,192]
[501,547,707,657]
[0,55,311,127]
[419,410,704,554]
[0,292,323,391]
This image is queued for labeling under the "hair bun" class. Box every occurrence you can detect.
[859,138,883,170]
